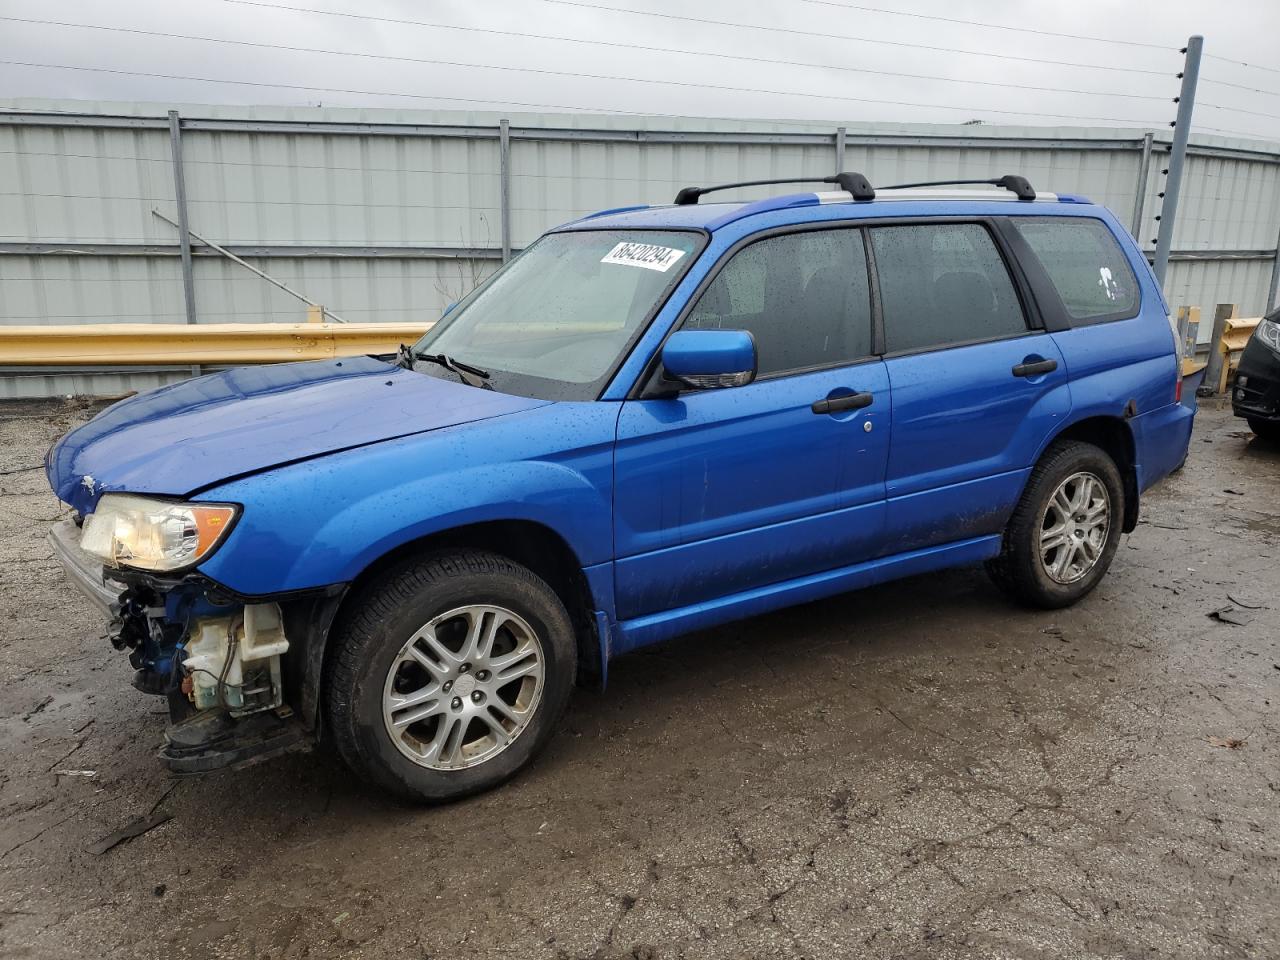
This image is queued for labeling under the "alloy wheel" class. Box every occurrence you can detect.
[381,604,545,770]
[1038,471,1110,585]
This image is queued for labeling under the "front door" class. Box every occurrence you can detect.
[613,227,891,621]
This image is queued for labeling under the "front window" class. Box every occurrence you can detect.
[413,229,703,400]
[684,228,873,377]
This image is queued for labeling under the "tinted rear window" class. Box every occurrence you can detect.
[1012,217,1138,321]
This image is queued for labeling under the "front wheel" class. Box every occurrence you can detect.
[986,440,1125,609]
[327,551,577,803]
[1247,416,1280,444]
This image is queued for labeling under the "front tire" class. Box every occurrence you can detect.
[986,440,1125,609]
[1247,416,1280,444]
[327,550,577,803]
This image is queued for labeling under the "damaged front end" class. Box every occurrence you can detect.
[49,517,319,774]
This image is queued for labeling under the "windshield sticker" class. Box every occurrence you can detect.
[601,242,687,272]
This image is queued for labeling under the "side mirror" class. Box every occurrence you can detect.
[661,329,757,390]
[442,301,458,317]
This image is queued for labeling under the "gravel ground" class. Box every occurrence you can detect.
[0,397,1277,960]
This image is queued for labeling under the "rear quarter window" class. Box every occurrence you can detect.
[1012,217,1139,322]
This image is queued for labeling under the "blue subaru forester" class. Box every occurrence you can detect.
[47,173,1194,802]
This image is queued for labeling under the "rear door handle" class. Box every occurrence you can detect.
[811,392,874,414]
[1012,358,1058,378]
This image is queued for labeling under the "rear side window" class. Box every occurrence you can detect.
[1011,217,1138,321]
[685,229,873,376]
[871,223,1028,354]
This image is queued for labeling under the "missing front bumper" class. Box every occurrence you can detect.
[48,517,124,615]
[50,517,315,772]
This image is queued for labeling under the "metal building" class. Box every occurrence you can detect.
[2,99,1278,397]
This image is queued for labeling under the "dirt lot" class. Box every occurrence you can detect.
[0,398,1277,960]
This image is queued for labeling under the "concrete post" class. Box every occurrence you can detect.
[1200,303,1237,396]
[1152,36,1203,288]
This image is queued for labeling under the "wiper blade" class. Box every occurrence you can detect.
[412,350,492,388]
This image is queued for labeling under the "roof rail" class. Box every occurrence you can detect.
[674,172,874,205]
[875,174,1036,201]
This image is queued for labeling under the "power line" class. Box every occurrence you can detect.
[1205,53,1280,78]
[1200,101,1280,123]
[1184,124,1274,140]
[1201,76,1280,99]
[542,0,1174,77]
[1,13,1171,105]
[0,59,1171,127]
[0,16,1177,108]
[798,0,1171,51]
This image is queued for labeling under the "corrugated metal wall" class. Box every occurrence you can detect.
[2,100,1278,397]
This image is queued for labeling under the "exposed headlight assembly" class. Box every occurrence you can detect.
[80,494,238,572]
[1256,316,1280,354]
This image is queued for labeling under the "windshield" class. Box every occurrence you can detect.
[412,229,703,400]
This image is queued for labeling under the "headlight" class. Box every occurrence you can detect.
[1256,317,1280,353]
[80,494,238,572]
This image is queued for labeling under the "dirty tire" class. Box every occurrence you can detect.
[1247,417,1280,444]
[986,440,1125,610]
[327,550,576,803]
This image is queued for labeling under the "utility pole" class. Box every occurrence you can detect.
[1152,35,1203,289]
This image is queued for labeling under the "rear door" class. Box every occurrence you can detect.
[871,220,1070,556]
[613,227,890,621]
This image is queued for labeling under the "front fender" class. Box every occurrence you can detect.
[193,403,618,596]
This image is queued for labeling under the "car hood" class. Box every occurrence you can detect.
[47,356,550,513]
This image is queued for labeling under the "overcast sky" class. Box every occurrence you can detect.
[1,0,1278,140]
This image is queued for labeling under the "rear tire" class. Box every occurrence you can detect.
[986,440,1125,609]
[1247,417,1280,444]
[327,550,577,803]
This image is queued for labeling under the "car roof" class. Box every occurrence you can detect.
[557,188,1097,235]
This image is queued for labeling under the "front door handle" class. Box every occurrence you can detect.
[811,392,874,414]
[1012,358,1058,378]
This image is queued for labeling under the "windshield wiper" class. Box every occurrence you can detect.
[398,345,492,389]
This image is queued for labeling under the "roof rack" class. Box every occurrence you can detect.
[875,174,1036,201]
[674,172,875,205]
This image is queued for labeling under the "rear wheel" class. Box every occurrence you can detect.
[327,550,577,803]
[1247,416,1280,444]
[986,440,1125,609]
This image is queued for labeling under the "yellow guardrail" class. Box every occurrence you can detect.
[0,322,435,366]
[1221,315,1260,353]
[1212,313,1260,395]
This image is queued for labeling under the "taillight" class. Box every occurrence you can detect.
[1174,371,1183,404]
